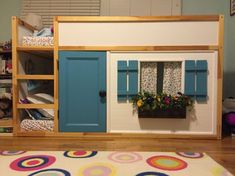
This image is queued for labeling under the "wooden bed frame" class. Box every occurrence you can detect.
[12,15,224,139]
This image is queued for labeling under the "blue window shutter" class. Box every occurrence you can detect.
[117,61,127,101]
[196,60,208,102]
[128,60,138,100]
[185,60,196,99]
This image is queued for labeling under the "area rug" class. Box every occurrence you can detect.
[0,151,233,176]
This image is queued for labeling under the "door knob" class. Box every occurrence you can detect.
[99,90,106,98]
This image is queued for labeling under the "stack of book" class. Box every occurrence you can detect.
[0,41,12,74]
[0,42,13,134]
[0,52,12,75]
[0,73,12,120]
[0,58,12,74]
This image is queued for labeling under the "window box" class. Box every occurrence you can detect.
[138,107,186,118]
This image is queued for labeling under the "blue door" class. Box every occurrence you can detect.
[59,51,106,132]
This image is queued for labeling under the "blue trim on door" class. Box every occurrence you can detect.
[184,60,196,99]
[59,51,106,132]
[117,61,127,101]
[128,60,138,100]
[196,60,208,102]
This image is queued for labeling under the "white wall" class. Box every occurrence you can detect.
[108,52,218,135]
[0,0,21,42]
[182,0,235,98]
[59,21,218,46]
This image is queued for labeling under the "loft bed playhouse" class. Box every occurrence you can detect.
[12,15,224,139]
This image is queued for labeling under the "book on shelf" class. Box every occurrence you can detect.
[0,59,6,74]
[0,96,12,119]
[24,109,53,120]
[0,82,11,88]
[0,87,12,96]
[0,127,13,133]
[0,76,12,94]
[0,79,12,89]
[0,54,12,74]
[0,79,12,83]
[24,108,41,120]
[0,81,12,119]
[19,99,53,120]
[5,59,12,74]
[0,74,12,79]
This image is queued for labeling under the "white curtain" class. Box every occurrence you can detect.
[163,62,182,95]
[140,62,157,93]
[140,62,182,95]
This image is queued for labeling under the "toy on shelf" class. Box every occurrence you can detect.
[223,97,235,136]
[0,97,12,119]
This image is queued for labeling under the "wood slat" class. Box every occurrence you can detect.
[17,104,55,109]
[0,119,13,127]
[59,45,219,51]
[56,15,220,22]
[12,16,19,136]
[16,131,47,137]
[16,75,54,80]
[17,46,54,51]
[217,15,224,139]
[45,132,218,139]
[12,130,219,139]
[0,133,13,136]
[53,17,59,133]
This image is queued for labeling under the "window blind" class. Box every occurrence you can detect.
[20,0,101,27]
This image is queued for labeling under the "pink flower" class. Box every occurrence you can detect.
[164,97,171,104]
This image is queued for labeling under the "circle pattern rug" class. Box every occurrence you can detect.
[176,152,204,159]
[64,151,97,158]
[108,152,142,163]
[136,171,169,176]
[78,162,116,176]
[146,155,188,171]
[28,168,71,176]
[0,151,26,156]
[10,155,56,171]
[0,151,232,176]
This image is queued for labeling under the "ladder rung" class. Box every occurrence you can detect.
[17,104,55,109]
[17,75,54,80]
[17,46,54,51]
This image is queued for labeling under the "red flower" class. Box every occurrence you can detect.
[164,97,171,105]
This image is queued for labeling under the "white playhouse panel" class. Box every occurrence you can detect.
[59,22,219,46]
[108,52,218,135]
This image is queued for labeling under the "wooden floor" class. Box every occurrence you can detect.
[0,136,234,175]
